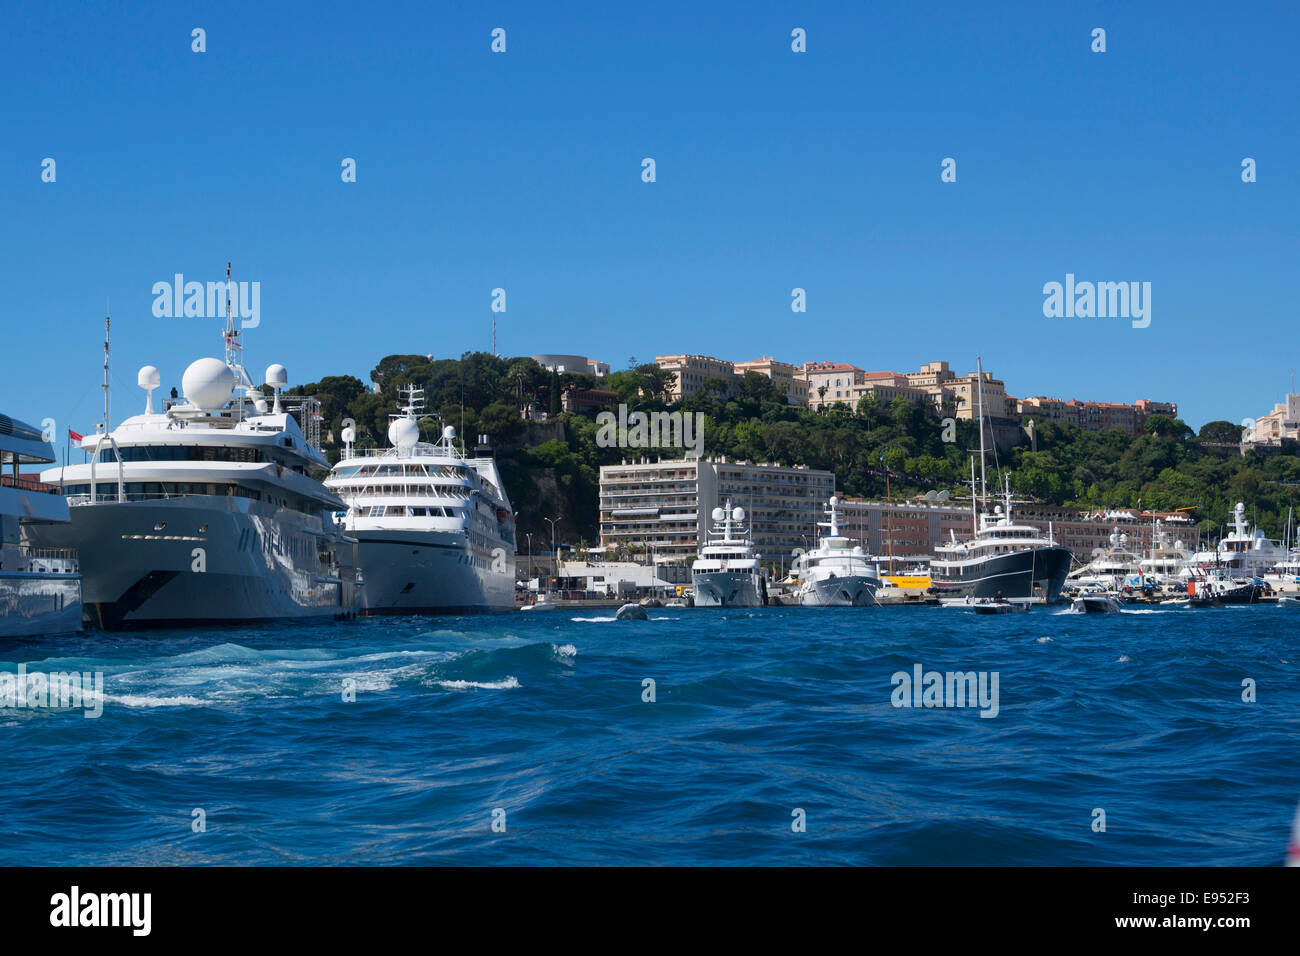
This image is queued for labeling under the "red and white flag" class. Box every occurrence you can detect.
[68,428,84,444]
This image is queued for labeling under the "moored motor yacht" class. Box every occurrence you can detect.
[325,386,516,614]
[1,414,82,637]
[794,496,882,607]
[690,500,766,608]
[27,308,360,629]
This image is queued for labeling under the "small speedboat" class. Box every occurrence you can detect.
[1279,594,1300,608]
[1072,593,1124,614]
[521,595,563,611]
[615,603,649,621]
[972,600,1016,615]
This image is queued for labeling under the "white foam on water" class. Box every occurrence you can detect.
[554,644,577,658]
[1036,636,1053,643]
[570,616,617,623]
[105,693,207,708]
[431,677,521,691]
[1117,655,1131,663]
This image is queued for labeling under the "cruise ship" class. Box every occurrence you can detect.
[324,386,516,614]
[1,415,82,637]
[27,317,361,629]
[794,496,882,607]
[690,500,767,607]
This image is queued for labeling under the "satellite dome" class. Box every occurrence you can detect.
[341,426,356,444]
[828,496,838,508]
[732,506,745,522]
[1234,502,1245,513]
[443,425,456,441]
[138,365,161,390]
[711,507,725,522]
[181,358,236,411]
[265,364,288,388]
[388,417,419,450]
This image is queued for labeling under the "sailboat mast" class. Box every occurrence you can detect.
[969,456,977,534]
[976,355,988,506]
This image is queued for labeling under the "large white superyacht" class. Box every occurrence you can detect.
[27,317,361,629]
[1066,528,1143,590]
[1185,502,1287,583]
[690,500,767,607]
[1,414,82,637]
[794,496,883,607]
[324,386,516,614]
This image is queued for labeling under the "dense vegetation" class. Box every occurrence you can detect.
[296,353,1300,547]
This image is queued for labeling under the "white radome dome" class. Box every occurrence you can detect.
[711,507,725,522]
[443,425,456,441]
[181,358,236,410]
[341,426,356,444]
[732,507,745,522]
[265,364,288,388]
[138,365,161,390]
[389,417,420,449]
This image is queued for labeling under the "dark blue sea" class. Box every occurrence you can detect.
[2,605,1297,866]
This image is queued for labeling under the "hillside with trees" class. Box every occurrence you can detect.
[295,353,1300,549]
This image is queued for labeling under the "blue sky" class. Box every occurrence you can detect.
[2,0,1296,437]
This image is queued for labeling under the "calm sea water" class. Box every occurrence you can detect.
[1,605,1296,866]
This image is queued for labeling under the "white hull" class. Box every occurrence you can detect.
[353,530,514,614]
[797,574,879,607]
[0,573,82,637]
[25,497,359,629]
[691,570,764,608]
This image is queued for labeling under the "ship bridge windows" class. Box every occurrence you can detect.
[99,445,267,463]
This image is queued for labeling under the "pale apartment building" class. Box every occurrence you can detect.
[797,362,867,410]
[599,457,835,564]
[734,356,810,405]
[1017,396,1180,436]
[848,372,933,411]
[1242,392,1300,449]
[656,354,808,405]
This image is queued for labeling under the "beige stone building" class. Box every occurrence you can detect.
[797,362,867,410]
[734,356,810,406]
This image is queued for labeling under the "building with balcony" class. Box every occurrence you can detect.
[599,457,834,565]
[798,362,867,410]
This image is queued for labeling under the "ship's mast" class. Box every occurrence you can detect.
[102,310,111,436]
[223,261,238,368]
[969,456,977,534]
[976,355,988,507]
